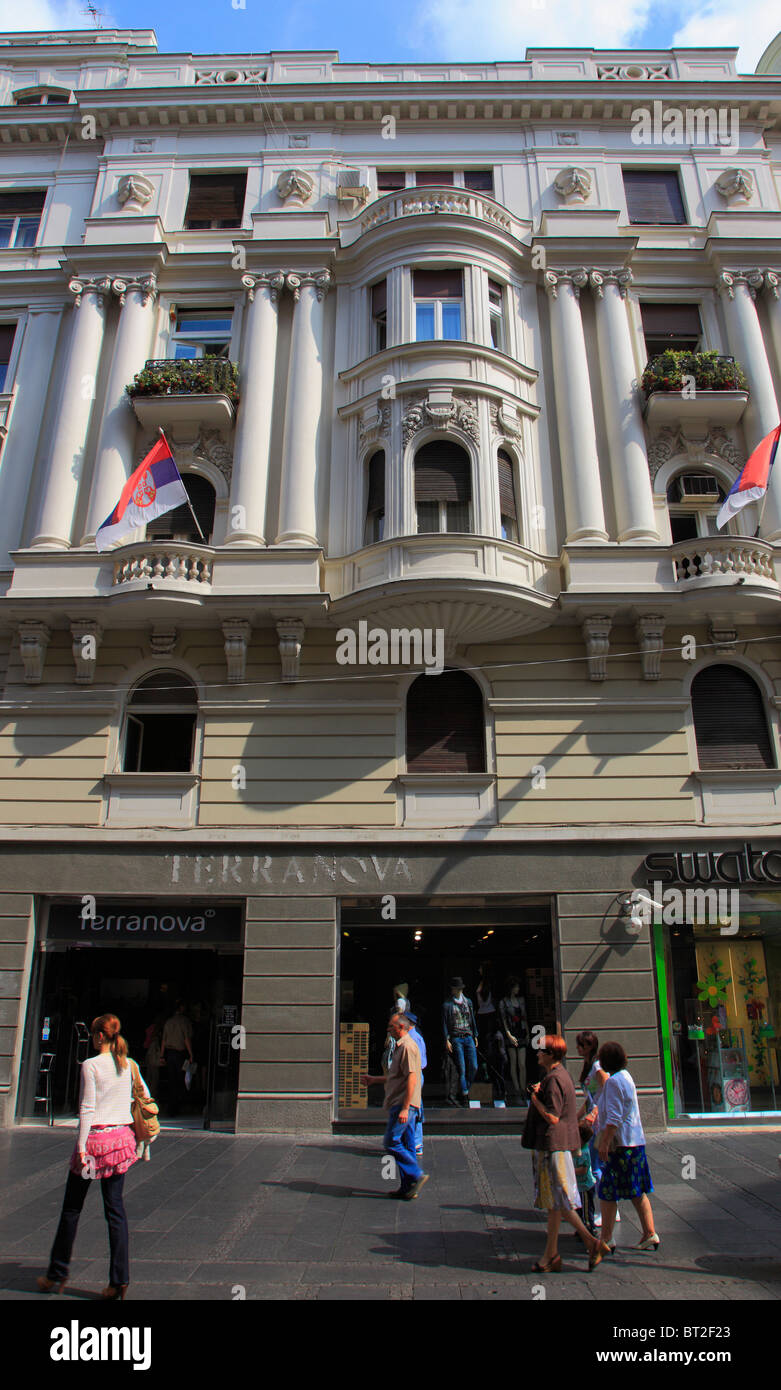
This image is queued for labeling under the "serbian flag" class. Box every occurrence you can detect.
[95,436,189,551]
[717,423,781,530]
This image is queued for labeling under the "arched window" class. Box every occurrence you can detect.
[498,449,518,542]
[123,671,198,773]
[13,87,72,106]
[146,474,216,543]
[364,451,385,545]
[667,472,725,543]
[691,665,774,769]
[406,669,485,772]
[414,440,472,534]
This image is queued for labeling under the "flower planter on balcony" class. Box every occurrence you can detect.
[642,350,748,426]
[127,358,238,429]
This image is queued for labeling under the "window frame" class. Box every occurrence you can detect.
[689,663,776,772]
[169,306,235,360]
[622,168,687,226]
[120,671,200,775]
[0,189,47,250]
[0,321,19,393]
[488,278,506,352]
[183,170,248,231]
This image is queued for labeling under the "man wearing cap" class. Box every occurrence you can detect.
[362,1012,428,1201]
[443,977,478,1107]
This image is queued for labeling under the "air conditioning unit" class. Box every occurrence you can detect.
[676,475,720,501]
[336,170,370,205]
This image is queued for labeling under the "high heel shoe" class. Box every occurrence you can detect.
[588,1239,612,1270]
[36,1275,67,1294]
[101,1284,128,1301]
[532,1254,562,1273]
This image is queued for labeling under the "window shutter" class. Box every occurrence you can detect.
[497,450,517,521]
[407,669,485,773]
[692,665,774,769]
[412,269,463,300]
[414,442,471,503]
[377,170,405,191]
[147,474,216,542]
[371,280,387,316]
[623,170,685,224]
[640,303,702,338]
[414,170,454,186]
[0,190,46,215]
[0,324,15,363]
[185,172,247,227]
[366,451,384,511]
[464,170,494,192]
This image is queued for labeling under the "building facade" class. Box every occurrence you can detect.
[1,28,781,1132]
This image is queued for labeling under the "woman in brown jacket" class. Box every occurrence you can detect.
[524,1034,612,1273]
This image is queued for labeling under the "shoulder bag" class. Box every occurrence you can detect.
[129,1059,161,1142]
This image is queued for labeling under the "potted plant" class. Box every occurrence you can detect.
[642,349,747,397]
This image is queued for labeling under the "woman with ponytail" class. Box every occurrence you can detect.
[37,1013,151,1301]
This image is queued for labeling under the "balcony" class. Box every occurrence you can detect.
[339,185,530,247]
[671,537,776,587]
[642,351,748,427]
[113,545,214,588]
[127,358,239,430]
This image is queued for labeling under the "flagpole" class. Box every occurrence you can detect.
[753,424,780,538]
[158,427,206,543]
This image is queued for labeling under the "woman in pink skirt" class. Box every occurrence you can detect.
[37,1012,151,1300]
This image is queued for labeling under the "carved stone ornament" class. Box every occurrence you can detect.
[490,401,522,439]
[277,619,304,682]
[553,167,592,204]
[588,268,633,299]
[635,615,665,682]
[582,615,611,682]
[716,269,765,302]
[195,68,267,85]
[223,619,250,684]
[647,426,740,481]
[556,132,579,146]
[141,428,233,482]
[149,627,178,656]
[68,276,112,307]
[715,168,754,206]
[597,62,670,80]
[111,275,157,308]
[709,623,738,652]
[402,392,479,446]
[71,620,103,684]
[241,271,285,305]
[285,270,331,302]
[358,403,390,451]
[18,621,50,684]
[543,268,589,298]
[117,173,154,211]
[276,168,315,206]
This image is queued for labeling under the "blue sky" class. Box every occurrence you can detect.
[1,0,779,73]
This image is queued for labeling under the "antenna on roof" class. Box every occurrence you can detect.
[82,3,105,27]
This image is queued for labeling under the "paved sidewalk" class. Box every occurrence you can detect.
[1,1126,780,1301]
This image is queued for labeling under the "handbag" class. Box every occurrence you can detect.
[130,1059,160,1142]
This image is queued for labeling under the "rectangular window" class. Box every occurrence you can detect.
[0,324,16,392]
[414,170,454,186]
[413,268,463,342]
[488,279,505,351]
[464,169,494,193]
[184,172,247,230]
[623,170,686,225]
[377,170,405,191]
[371,280,387,353]
[640,302,702,357]
[171,308,233,359]
[0,190,46,249]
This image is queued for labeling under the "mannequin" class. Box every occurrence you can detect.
[499,976,529,1104]
[442,976,478,1107]
[382,984,411,1072]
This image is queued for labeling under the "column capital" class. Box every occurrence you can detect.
[286,270,332,302]
[543,267,588,299]
[764,270,780,299]
[111,274,158,308]
[68,276,112,307]
[241,271,285,305]
[717,269,764,301]
[588,268,633,298]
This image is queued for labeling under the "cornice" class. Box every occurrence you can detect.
[338,340,539,389]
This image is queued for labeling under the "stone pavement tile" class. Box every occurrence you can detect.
[314,1284,396,1300]
[190,1260,305,1284]
[300,1262,410,1285]
[647,1283,732,1300]
[413,1283,463,1299]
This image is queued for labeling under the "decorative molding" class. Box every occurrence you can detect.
[582,616,611,682]
[111,275,158,308]
[543,267,589,299]
[70,620,102,684]
[141,428,233,482]
[223,619,250,684]
[149,627,178,656]
[195,67,267,85]
[588,268,633,298]
[555,131,579,146]
[709,624,738,652]
[132,138,156,154]
[489,401,523,439]
[358,403,390,451]
[635,615,665,682]
[68,276,112,307]
[277,619,304,682]
[116,173,154,211]
[553,166,592,204]
[241,271,285,304]
[276,167,315,206]
[597,62,670,80]
[716,269,764,301]
[402,390,479,446]
[285,269,332,302]
[715,168,754,206]
[762,270,780,300]
[647,425,741,481]
[18,622,50,684]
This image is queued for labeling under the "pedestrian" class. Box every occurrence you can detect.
[523,1034,611,1272]
[594,1040,660,1252]
[159,999,193,1118]
[362,1012,428,1201]
[37,1013,151,1301]
[575,1029,613,1228]
[574,1118,598,1235]
[406,1012,427,1156]
[442,976,478,1107]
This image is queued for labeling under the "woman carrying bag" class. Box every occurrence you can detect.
[37,1012,156,1301]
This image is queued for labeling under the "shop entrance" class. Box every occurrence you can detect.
[18,900,244,1130]
[338,895,556,1119]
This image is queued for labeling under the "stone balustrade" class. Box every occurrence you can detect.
[672,538,776,583]
[359,186,514,235]
[113,549,213,586]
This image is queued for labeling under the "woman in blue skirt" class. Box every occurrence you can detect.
[594,1040,659,1253]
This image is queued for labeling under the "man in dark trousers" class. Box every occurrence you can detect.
[362,1012,428,1201]
[442,976,479,1107]
[159,1000,193,1118]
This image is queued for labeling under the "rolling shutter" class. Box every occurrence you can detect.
[412,269,463,299]
[640,303,702,339]
[0,324,15,364]
[0,190,46,215]
[406,669,486,773]
[371,280,387,317]
[692,665,774,769]
[497,449,517,522]
[184,172,247,228]
[414,170,455,186]
[623,170,685,224]
[414,442,470,503]
[147,474,216,542]
[366,451,385,511]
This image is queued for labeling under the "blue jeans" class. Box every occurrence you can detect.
[383,1105,423,1191]
[451,1036,478,1096]
[414,1103,424,1152]
[48,1169,129,1287]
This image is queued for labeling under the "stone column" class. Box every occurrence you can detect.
[276,270,331,546]
[589,269,658,542]
[0,303,62,568]
[543,269,607,543]
[30,277,111,548]
[385,266,406,349]
[717,270,781,540]
[761,270,781,392]
[82,275,158,545]
[225,272,284,545]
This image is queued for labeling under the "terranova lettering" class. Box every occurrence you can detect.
[82,913,205,933]
[50,1320,151,1371]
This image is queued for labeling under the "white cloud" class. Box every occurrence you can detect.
[672,2,780,73]
[414,0,652,60]
[0,0,110,32]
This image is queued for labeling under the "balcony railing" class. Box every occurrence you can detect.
[358,186,520,237]
[672,537,775,584]
[113,547,213,586]
[127,358,239,405]
[642,351,747,397]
